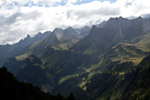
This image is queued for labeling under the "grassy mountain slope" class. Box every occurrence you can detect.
[84,55,150,100]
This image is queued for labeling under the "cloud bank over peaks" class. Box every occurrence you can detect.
[0,0,150,44]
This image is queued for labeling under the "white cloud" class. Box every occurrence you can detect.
[0,0,150,44]
[0,0,63,8]
[116,0,150,17]
[66,0,78,4]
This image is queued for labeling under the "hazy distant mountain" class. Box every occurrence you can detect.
[53,28,64,40]
[75,26,91,38]
[28,32,60,55]
[27,26,87,55]
[3,17,150,100]
[0,25,86,66]
[60,27,80,42]
[0,31,51,66]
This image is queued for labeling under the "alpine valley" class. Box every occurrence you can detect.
[1,17,150,100]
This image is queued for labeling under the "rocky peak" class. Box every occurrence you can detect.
[25,34,31,40]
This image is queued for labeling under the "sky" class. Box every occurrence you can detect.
[0,0,150,45]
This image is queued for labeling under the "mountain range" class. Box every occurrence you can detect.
[1,17,150,100]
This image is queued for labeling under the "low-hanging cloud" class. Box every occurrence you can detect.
[0,0,150,44]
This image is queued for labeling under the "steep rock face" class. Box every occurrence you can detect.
[31,31,50,44]
[104,17,150,42]
[53,28,64,40]
[9,31,51,56]
[28,32,59,55]
[96,21,106,28]
[59,27,80,42]
[53,27,81,43]
[71,17,150,55]
[71,25,119,54]
[48,27,86,51]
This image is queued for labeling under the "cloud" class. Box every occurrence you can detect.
[0,0,150,44]
[0,0,62,7]
[66,0,79,4]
